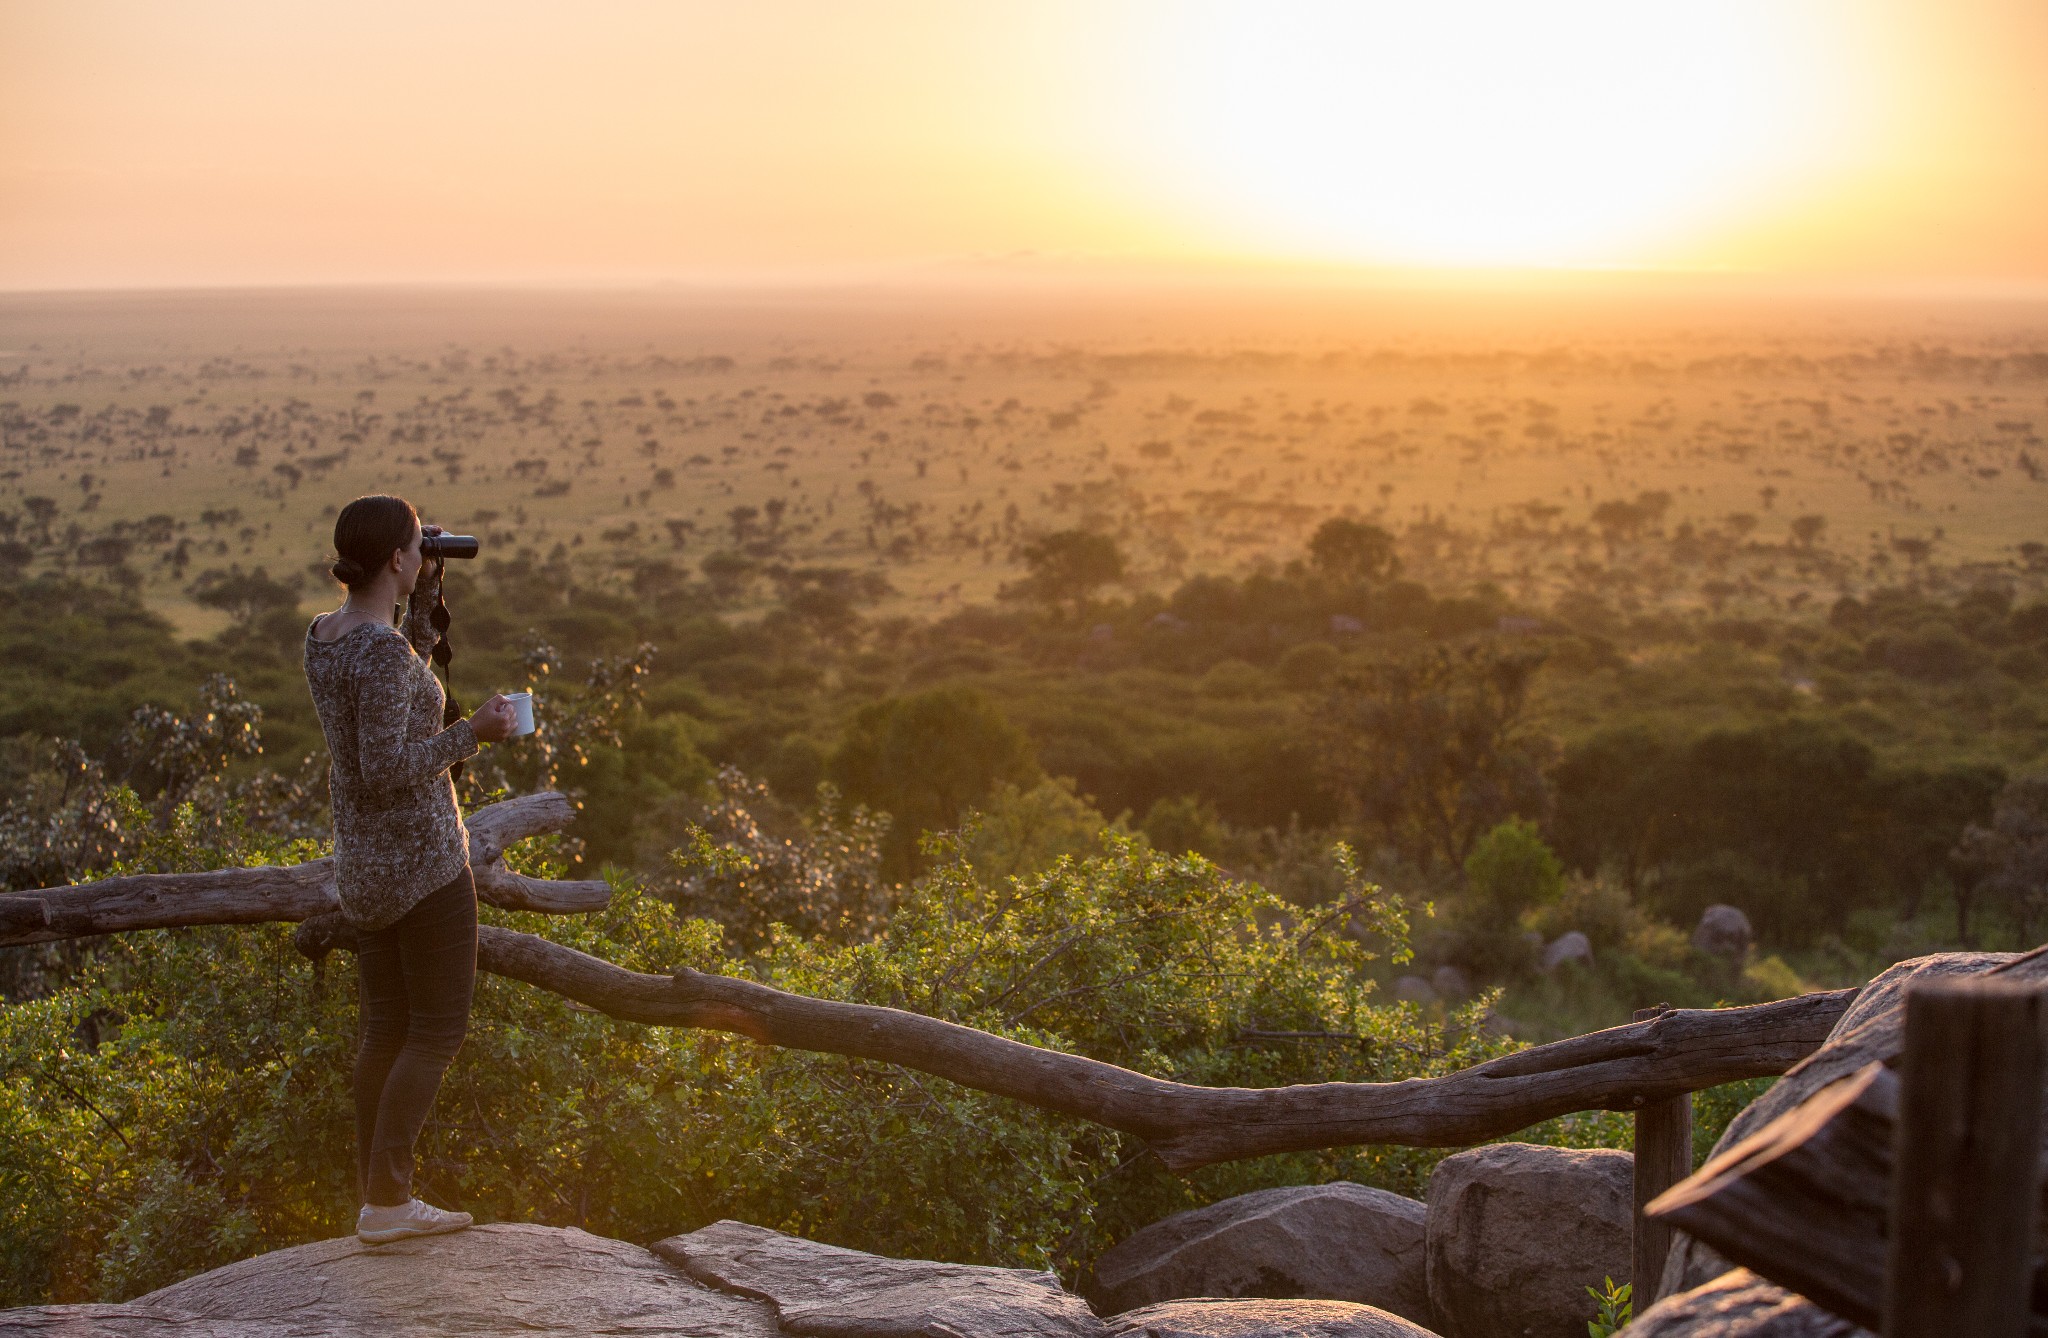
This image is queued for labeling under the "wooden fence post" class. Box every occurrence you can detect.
[1881,977,2045,1338]
[1632,1003,1693,1309]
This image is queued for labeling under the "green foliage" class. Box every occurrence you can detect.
[954,777,1110,884]
[1307,518,1400,586]
[1005,529,1125,614]
[1586,1276,1632,1336]
[1552,718,2005,942]
[1315,641,1553,870]
[829,686,1040,875]
[1140,794,1231,861]
[1466,819,1565,918]
[187,565,302,624]
[662,767,891,948]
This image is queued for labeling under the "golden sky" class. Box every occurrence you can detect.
[3,0,2047,290]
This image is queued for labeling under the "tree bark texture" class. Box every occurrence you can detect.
[1883,978,2046,1338]
[474,925,1852,1171]
[0,791,608,945]
[1648,1058,2048,1335]
[1631,1004,1694,1309]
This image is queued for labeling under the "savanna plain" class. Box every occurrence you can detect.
[2,285,2046,1304]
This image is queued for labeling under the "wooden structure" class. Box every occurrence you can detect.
[1628,1003,1693,1308]
[1649,977,2047,1333]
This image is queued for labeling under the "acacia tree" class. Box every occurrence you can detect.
[828,686,1040,877]
[1307,518,1400,586]
[1953,773,2048,943]
[1004,529,1123,617]
[1313,642,1553,870]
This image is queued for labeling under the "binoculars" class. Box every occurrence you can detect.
[421,533,480,561]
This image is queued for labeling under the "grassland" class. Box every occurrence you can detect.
[4,285,2045,641]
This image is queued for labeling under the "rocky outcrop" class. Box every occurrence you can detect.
[1659,950,2034,1300]
[1629,1269,1872,1337]
[653,1218,1104,1338]
[1424,1143,1633,1338]
[7,1220,1442,1338]
[3,1222,780,1336]
[1106,1298,1438,1337]
[1691,905,1754,959]
[1089,1183,1430,1326]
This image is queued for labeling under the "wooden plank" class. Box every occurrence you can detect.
[1883,977,2046,1338]
[1648,1061,1902,1327]
[1650,1053,2048,1335]
[1631,1003,1693,1308]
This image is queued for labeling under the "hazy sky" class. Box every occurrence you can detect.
[4,0,2047,290]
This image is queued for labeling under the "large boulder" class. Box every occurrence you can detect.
[654,1217,1105,1338]
[1107,1298,1439,1337]
[1089,1183,1431,1326]
[1539,931,1592,973]
[1691,905,1754,959]
[1660,950,2035,1300]
[1424,1143,1633,1338]
[1630,1268,1872,1337]
[1,1223,781,1336]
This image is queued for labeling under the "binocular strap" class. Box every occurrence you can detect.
[429,565,464,781]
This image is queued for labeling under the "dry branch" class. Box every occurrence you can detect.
[0,791,608,945]
[473,925,1855,1171]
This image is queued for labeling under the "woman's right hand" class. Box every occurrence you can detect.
[470,694,518,743]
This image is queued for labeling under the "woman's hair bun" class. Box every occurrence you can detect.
[329,495,418,590]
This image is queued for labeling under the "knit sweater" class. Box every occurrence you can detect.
[303,570,479,930]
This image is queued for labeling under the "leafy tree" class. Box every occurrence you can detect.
[954,777,1107,885]
[1314,643,1553,870]
[662,767,890,948]
[1465,818,1564,918]
[1004,530,1123,615]
[0,803,1538,1305]
[1307,519,1400,586]
[828,686,1040,876]
[1549,726,1683,890]
[1953,773,2048,943]
[187,566,301,624]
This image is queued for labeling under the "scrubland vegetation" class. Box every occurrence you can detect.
[2,290,2046,1303]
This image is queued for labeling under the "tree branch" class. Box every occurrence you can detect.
[472,924,1856,1171]
[0,791,608,945]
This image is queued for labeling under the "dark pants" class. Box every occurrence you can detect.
[353,867,476,1207]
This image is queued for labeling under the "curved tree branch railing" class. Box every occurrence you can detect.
[0,792,609,944]
[0,794,1857,1172]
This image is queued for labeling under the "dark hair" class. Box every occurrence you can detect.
[331,495,419,589]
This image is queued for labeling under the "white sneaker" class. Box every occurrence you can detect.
[356,1197,473,1244]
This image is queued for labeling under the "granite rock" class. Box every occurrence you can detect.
[1630,1268,1873,1337]
[1107,1298,1439,1337]
[1424,1143,1633,1338]
[654,1218,1105,1338]
[1,1222,779,1337]
[1090,1183,1430,1327]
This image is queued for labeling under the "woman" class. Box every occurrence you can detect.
[304,494,517,1244]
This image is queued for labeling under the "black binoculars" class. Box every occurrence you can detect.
[421,533,480,561]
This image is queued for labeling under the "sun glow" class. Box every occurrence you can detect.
[1101,1,1875,270]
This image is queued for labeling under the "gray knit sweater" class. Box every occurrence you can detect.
[303,571,479,930]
